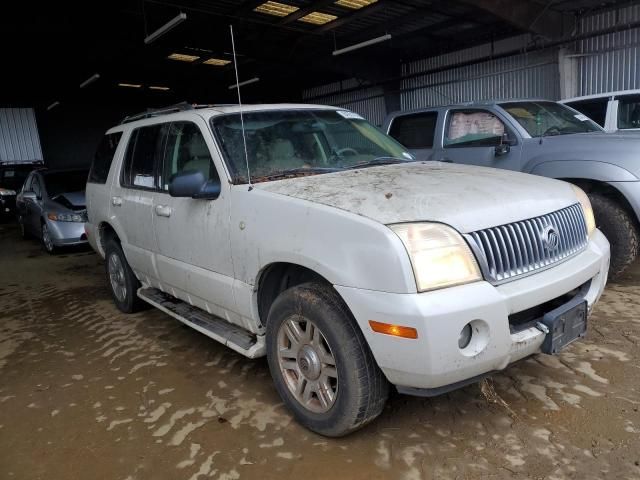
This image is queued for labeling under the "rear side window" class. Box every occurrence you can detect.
[565,99,608,127]
[389,112,438,148]
[89,132,123,184]
[616,94,640,129]
[121,125,166,189]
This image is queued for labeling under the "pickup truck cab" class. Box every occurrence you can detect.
[86,103,609,436]
[562,89,640,133]
[384,100,640,278]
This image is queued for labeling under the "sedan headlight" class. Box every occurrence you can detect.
[47,212,87,222]
[0,188,16,196]
[390,223,482,292]
[571,185,596,237]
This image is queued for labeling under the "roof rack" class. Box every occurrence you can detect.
[120,101,195,124]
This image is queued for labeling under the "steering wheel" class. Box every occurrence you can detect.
[335,147,358,156]
[542,126,562,136]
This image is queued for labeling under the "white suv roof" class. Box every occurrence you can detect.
[562,89,640,103]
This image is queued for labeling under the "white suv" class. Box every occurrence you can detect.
[86,103,610,436]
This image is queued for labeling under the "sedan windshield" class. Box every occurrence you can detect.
[44,170,88,197]
[211,109,413,183]
[500,101,602,137]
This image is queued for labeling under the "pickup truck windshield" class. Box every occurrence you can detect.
[211,110,413,183]
[501,101,602,137]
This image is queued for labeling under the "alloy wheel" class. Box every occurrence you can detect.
[277,315,338,413]
[108,253,127,302]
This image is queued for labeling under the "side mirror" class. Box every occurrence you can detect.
[22,191,37,201]
[495,143,510,156]
[169,170,221,200]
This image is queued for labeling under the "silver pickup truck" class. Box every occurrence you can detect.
[384,100,639,278]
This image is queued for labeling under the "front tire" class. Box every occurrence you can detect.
[589,194,639,279]
[266,282,389,437]
[104,238,147,313]
[41,222,56,254]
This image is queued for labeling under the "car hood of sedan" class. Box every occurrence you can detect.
[256,161,578,233]
[51,191,86,210]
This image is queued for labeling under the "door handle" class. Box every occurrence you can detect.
[111,196,122,207]
[155,205,172,217]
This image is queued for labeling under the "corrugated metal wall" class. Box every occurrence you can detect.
[400,46,559,109]
[302,79,387,126]
[576,4,640,95]
[302,4,640,123]
[0,108,43,162]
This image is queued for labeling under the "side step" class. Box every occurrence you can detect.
[137,287,265,358]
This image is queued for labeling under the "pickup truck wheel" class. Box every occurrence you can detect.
[589,193,639,279]
[266,282,389,437]
[104,238,147,313]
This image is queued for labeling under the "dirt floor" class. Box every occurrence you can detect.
[1,222,639,480]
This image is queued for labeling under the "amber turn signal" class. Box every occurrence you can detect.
[368,320,418,339]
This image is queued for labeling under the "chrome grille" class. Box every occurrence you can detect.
[467,204,588,284]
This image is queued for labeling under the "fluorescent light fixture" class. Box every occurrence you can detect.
[118,83,142,88]
[47,101,60,111]
[228,77,260,90]
[298,11,338,25]
[80,73,100,88]
[333,33,391,56]
[254,1,299,17]
[203,58,231,66]
[335,0,377,9]
[149,85,170,91]
[144,12,187,44]
[167,53,200,62]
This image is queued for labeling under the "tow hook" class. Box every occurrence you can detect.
[536,322,550,334]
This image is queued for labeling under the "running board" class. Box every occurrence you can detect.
[137,287,265,358]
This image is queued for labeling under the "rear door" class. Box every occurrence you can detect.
[112,123,167,282]
[387,111,439,160]
[434,108,522,170]
[152,118,237,320]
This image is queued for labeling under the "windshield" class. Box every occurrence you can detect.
[500,101,602,137]
[211,109,413,183]
[44,170,88,197]
[0,165,33,191]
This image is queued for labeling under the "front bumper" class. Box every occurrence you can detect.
[46,218,88,246]
[335,229,610,392]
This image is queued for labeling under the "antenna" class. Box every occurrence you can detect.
[230,24,252,191]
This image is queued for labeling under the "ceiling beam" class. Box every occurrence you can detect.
[460,0,572,40]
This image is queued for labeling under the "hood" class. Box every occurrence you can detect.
[527,132,640,179]
[256,162,577,233]
[50,191,86,211]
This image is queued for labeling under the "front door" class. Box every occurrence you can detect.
[152,119,237,320]
[435,109,522,170]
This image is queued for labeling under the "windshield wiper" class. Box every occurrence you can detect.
[344,157,410,170]
[252,167,340,182]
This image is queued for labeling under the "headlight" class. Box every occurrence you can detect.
[571,185,596,237]
[47,212,87,222]
[0,188,16,196]
[390,223,482,292]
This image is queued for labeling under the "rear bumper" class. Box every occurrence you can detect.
[335,229,610,391]
[84,222,103,256]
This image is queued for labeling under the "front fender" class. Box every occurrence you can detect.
[528,160,638,182]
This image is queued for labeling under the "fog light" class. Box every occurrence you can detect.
[458,323,472,349]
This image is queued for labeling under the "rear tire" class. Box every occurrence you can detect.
[589,193,639,279]
[266,282,389,437]
[104,238,147,313]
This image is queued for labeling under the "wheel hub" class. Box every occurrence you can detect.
[297,345,321,380]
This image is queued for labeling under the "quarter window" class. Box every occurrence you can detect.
[445,110,506,147]
[89,132,123,184]
[122,125,165,189]
[616,94,640,130]
[388,112,438,149]
[161,122,218,190]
